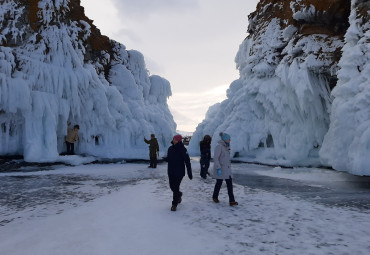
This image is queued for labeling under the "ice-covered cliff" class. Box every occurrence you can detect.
[320,0,370,175]
[189,0,352,168]
[0,0,176,162]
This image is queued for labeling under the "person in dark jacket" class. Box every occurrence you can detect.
[144,134,159,168]
[199,135,212,179]
[167,134,193,211]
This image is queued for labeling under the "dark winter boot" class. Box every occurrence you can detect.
[229,201,238,206]
[171,205,177,211]
[213,198,219,203]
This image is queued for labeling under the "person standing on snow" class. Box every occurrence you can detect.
[212,132,238,206]
[144,134,159,168]
[65,122,79,155]
[167,134,193,211]
[199,135,212,179]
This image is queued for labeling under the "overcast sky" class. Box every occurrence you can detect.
[80,0,259,132]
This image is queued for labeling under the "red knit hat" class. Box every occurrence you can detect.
[173,134,183,142]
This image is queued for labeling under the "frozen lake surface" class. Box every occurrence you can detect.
[233,164,370,210]
[1,158,370,254]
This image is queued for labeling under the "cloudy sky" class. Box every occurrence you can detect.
[80,0,259,132]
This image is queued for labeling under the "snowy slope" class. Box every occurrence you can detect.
[189,1,355,169]
[320,0,370,175]
[0,0,176,161]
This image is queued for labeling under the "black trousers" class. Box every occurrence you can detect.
[212,178,235,202]
[169,176,183,206]
[200,158,210,177]
[150,155,157,168]
[66,142,74,155]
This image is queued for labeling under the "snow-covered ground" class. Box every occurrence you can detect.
[1,157,370,255]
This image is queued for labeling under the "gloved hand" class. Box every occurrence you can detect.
[217,169,222,176]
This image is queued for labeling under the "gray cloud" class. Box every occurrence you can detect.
[115,28,142,44]
[83,0,260,131]
[111,0,199,18]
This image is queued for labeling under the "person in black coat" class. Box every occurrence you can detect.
[167,134,193,211]
[199,135,212,179]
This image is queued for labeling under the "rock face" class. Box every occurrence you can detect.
[189,0,354,168]
[0,0,176,161]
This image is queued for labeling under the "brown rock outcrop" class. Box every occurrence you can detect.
[247,0,351,89]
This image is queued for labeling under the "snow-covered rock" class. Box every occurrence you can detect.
[189,0,351,168]
[320,0,370,175]
[0,0,176,162]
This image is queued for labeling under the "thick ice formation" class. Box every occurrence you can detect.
[0,0,176,161]
[189,0,349,168]
[320,0,370,175]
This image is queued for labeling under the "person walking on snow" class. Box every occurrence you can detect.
[167,134,193,211]
[212,132,238,206]
[200,135,212,179]
[65,122,79,155]
[144,134,159,168]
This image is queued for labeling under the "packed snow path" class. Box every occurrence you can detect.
[1,160,370,255]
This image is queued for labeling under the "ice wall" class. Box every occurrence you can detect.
[0,0,176,161]
[320,0,370,175]
[189,0,349,167]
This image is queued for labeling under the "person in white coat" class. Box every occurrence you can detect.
[212,132,238,206]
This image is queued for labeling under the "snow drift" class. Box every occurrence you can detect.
[0,0,176,161]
